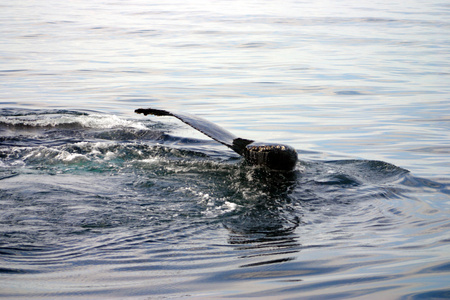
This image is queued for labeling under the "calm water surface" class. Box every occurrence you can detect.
[1,0,449,299]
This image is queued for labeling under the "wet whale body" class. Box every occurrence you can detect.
[135,108,298,171]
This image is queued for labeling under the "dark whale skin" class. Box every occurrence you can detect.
[242,142,298,171]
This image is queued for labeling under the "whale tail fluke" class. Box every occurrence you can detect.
[135,108,250,153]
[135,108,171,117]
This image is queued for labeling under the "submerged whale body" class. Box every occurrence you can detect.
[135,108,298,171]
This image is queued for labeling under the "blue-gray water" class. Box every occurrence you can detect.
[1,0,449,299]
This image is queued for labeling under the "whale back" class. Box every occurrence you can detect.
[242,142,298,171]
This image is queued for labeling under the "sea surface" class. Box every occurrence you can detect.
[1,0,450,299]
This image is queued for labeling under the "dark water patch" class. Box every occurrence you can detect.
[0,69,30,74]
[402,289,450,300]
[0,267,41,274]
[238,42,269,48]
[335,90,366,95]
[418,261,450,274]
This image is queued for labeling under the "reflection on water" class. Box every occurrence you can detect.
[223,168,301,268]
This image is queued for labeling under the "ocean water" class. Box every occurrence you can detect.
[1,0,450,299]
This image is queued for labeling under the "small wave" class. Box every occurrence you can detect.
[0,108,147,131]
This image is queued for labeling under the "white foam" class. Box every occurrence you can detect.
[139,158,160,164]
[0,113,147,130]
[75,114,147,130]
[223,201,238,211]
[181,187,239,217]
[55,151,88,162]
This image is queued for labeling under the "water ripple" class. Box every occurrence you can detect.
[1,108,449,297]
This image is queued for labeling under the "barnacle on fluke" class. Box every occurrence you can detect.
[135,108,298,171]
